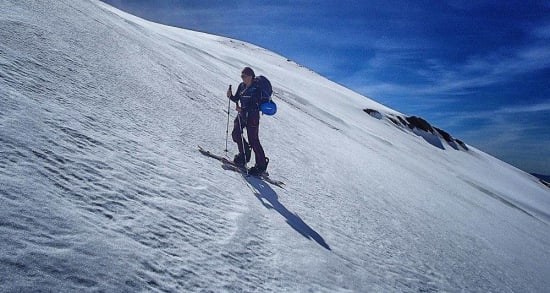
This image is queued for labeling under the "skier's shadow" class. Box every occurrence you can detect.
[244,176,331,251]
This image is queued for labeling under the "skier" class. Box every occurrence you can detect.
[226,67,268,176]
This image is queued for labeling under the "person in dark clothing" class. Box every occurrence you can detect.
[226,67,268,175]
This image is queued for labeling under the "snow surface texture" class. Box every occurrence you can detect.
[1,0,550,292]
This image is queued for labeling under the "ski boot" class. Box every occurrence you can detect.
[249,157,269,176]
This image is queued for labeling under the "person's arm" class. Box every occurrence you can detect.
[228,83,243,103]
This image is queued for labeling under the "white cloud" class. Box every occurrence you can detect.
[495,101,550,114]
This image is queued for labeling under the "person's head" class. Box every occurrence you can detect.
[241,67,255,86]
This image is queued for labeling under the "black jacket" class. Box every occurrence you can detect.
[230,81,261,116]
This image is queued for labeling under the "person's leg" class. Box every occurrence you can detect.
[232,116,248,154]
[246,115,266,167]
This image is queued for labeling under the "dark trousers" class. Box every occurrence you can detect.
[232,113,266,166]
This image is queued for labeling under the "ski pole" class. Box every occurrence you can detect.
[224,85,232,155]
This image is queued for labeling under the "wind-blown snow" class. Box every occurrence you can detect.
[1,0,549,292]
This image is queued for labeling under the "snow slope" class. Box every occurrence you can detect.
[1,0,549,291]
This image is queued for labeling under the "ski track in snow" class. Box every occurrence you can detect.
[1,0,550,292]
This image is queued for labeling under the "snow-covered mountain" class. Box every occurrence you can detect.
[1,0,549,291]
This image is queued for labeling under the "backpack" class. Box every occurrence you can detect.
[255,75,277,116]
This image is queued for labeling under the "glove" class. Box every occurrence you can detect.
[226,85,232,98]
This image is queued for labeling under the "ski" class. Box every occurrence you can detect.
[198,146,285,188]
[221,162,286,189]
[198,145,236,166]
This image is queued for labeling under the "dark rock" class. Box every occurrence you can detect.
[363,109,383,119]
[405,116,434,133]
[434,127,452,143]
[388,117,401,126]
[397,116,408,127]
[455,139,468,150]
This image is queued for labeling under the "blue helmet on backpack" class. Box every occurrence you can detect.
[260,100,277,115]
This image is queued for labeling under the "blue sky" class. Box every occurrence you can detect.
[102,0,550,175]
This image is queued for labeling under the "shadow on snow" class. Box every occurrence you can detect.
[244,176,331,251]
